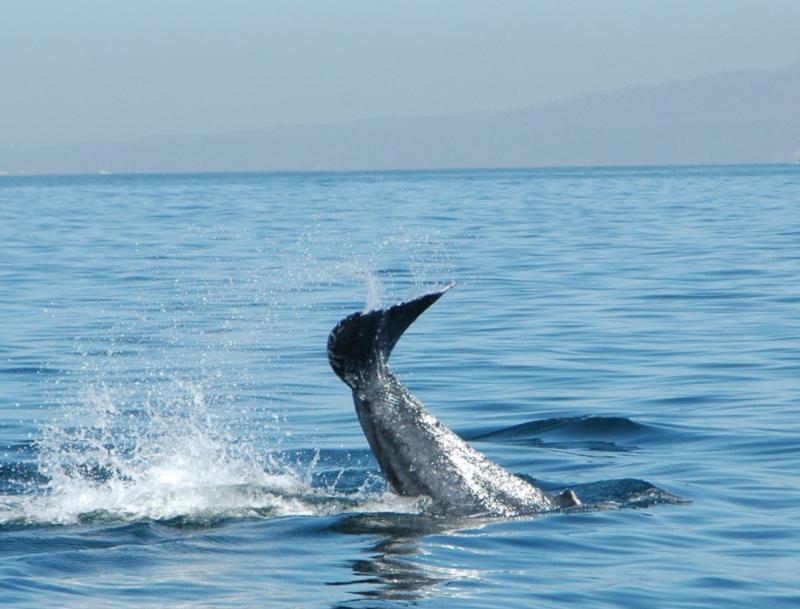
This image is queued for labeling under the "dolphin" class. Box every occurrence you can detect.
[327,284,580,516]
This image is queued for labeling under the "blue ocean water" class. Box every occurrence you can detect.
[1,166,798,608]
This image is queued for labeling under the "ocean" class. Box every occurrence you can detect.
[1,165,798,608]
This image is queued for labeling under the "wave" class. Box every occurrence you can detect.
[463,415,671,452]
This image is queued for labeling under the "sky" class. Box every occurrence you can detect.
[2,0,799,149]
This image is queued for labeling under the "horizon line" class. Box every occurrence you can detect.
[2,161,797,180]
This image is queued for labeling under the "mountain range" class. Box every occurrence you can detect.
[2,61,799,174]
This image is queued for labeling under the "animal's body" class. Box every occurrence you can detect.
[327,285,579,516]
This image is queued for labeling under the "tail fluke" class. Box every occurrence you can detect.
[328,284,453,385]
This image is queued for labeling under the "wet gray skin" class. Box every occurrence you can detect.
[327,285,580,517]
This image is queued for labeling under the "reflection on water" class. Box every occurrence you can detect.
[330,513,484,606]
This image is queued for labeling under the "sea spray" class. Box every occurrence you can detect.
[22,381,291,523]
[1,377,421,526]
[363,271,383,312]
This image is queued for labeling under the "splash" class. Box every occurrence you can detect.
[1,382,420,526]
[0,226,456,527]
[363,271,383,312]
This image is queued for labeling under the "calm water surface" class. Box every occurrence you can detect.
[1,166,798,608]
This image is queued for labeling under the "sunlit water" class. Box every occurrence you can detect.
[1,166,798,608]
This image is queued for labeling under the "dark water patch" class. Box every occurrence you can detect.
[0,576,83,603]
[566,478,690,510]
[11,523,148,551]
[463,415,672,452]
[691,267,769,278]
[0,440,37,458]
[119,274,158,283]
[692,360,767,370]
[640,290,764,302]
[0,462,45,492]
[638,394,727,408]
[0,366,65,376]
[772,295,800,303]
[75,348,143,358]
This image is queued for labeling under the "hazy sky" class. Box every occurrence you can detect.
[2,0,799,148]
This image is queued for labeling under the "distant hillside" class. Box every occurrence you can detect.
[2,62,799,175]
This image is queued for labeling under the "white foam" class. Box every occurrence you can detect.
[1,382,419,526]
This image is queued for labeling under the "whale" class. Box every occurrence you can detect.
[327,284,580,516]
